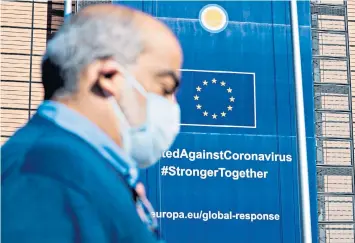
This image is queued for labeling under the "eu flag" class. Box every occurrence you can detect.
[176,70,256,128]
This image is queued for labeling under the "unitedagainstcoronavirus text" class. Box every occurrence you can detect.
[161,149,292,162]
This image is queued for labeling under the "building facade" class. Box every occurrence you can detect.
[1,0,354,242]
[312,0,355,241]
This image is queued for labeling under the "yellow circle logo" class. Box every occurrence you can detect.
[199,4,228,33]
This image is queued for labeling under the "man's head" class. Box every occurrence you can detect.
[42,4,183,167]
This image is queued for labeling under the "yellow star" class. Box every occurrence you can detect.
[203,111,208,116]
[220,81,226,86]
[221,112,226,117]
[196,104,202,110]
[196,86,202,92]
[227,88,232,93]
[212,78,217,84]
[194,95,199,101]
[203,80,208,86]
[212,113,217,119]
[230,96,235,102]
[227,105,233,111]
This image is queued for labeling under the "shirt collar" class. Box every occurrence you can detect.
[36,100,138,186]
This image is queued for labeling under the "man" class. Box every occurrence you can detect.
[2,4,182,243]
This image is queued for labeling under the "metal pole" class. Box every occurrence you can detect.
[290,0,313,242]
[64,0,72,21]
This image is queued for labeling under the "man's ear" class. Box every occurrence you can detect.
[97,59,125,97]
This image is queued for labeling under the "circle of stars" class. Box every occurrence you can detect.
[193,78,235,120]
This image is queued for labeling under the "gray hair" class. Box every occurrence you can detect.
[43,12,143,98]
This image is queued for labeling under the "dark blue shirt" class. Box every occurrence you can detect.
[1,101,161,243]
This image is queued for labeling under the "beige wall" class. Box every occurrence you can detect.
[314,0,355,242]
[1,0,49,144]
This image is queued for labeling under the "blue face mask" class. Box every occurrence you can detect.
[111,75,181,168]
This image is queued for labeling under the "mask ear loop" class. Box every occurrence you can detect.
[113,62,148,98]
[90,74,127,128]
[94,64,139,131]
[127,75,147,97]
[103,62,149,131]
[113,63,150,131]
[94,69,134,154]
[109,96,133,156]
[95,70,132,134]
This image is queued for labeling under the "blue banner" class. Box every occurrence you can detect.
[117,1,318,242]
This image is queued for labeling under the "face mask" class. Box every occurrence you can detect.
[111,74,181,168]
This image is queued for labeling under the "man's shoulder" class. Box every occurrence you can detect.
[3,115,109,190]
[20,131,108,187]
[2,114,78,160]
[26,127,101,160]
[2,115,75,178]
